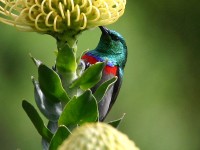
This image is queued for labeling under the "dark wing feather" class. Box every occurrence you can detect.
[101,68,123,120]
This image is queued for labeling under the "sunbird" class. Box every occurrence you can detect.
[81,26,128,121]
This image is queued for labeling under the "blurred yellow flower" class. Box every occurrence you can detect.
[59,123,139,150]
[0,0,126,36]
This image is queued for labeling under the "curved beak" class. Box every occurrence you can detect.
[99,26,109,36]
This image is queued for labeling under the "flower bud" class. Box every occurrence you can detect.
[59,122,139,150]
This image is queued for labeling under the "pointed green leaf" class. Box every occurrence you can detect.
[70,62,105,90]
[30,54,42,67]
[76,60,86,77]
[76,49,89,66]
[38,64,70,103]
[22,100,53,142]
[49,125,71,150]
[32,77,62,121]
[58,90,98,128]
[108,113,126,128]
[94,77,118,103]
[56,43,77,73]
[76,50,89,77]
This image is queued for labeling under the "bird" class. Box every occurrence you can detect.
[81,26,127,121]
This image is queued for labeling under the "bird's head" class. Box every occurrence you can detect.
[96,26,127,68]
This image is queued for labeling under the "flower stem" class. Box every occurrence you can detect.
[56,38,78,98]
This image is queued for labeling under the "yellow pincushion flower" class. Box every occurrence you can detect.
[0,0,126,40]
[59,123,139,150]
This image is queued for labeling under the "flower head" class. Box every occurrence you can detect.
[59,123,139,150]
[0,0,126,40]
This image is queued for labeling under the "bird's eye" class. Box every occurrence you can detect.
[112,35,120,41]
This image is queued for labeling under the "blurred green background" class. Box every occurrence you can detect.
[0,0,200,149]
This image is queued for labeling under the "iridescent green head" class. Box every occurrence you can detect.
[95,26,127,69]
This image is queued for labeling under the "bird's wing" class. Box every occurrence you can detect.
[105,67,123,117]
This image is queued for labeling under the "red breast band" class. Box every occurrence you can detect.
[82,54,117,75]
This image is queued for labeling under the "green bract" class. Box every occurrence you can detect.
[22,100,53,142]
[38,64,70,103]
[58,90,98,128]
[94,77,118,103]
[70,62,105,90]
[56,43,77,73]
[32,77,62,121]
[49,126,71,150]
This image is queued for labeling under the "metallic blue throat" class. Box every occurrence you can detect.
[86,52,116,67]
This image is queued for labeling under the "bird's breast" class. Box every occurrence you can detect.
[82,54,118,76]
[104,65,117,75]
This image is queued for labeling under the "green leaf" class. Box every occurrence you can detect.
[30,54,42,67]
[76,50,89,77]
[70,62,105,90]
[22,100,53,142]
[76,49,88,66]
[58,90,98,128]
[56,43,77,73]
[49,125,71,150]
[32,77,62,121]
[108,113,126,128]
[76,60,85,77]
[38,64,70,103]
[94,77,118,103]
